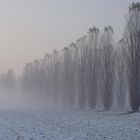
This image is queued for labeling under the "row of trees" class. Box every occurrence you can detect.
[19,2,140,112]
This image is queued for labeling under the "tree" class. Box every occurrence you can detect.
[76,36,88,109]
[100,26,115,110]
[51,49,60,104]
[115,39,128,108]
[86,27,100,109]
[61,47,72,107]
[124,2,140,112]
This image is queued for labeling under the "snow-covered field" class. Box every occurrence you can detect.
[0,111,139,140]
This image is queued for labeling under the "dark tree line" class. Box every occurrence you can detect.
[18,2,140,112]
[125,2,140,112]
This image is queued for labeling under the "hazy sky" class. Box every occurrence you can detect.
[0,0,138,75]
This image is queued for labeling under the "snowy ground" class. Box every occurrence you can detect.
[0,110,139,140]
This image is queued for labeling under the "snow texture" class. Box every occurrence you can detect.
[0,111,139,140]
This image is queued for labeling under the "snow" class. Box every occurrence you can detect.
[0,111,139,140]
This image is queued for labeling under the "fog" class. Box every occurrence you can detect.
[0,25,132,111]
[0,2,139,113]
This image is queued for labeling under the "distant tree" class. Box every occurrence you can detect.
[51,49,60,104]
[4,69,16,91]
[61,47,72,107]
[76,36,88,109]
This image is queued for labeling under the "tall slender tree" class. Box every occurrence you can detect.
[100,26,115,110]
[124,2,140,112]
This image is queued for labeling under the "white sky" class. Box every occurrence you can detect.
[0,0,138,75]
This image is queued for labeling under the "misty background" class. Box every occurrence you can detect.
[0,0,138,75]
[0,1,139,112]
[0,1,139,140]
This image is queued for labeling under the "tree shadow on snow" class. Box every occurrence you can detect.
[93,109,140,116]
[102,111,140,116]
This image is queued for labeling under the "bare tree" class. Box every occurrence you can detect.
[100,26,115,110]
[124,2,140,112]
[115,39,128,108]
[76,36,88,109]
[86,27,100,109]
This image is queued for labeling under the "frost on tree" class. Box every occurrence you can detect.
[19,2,140,111]
[100,26,114,110]
[124,2,140,112]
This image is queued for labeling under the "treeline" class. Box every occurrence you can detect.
[1,2,139,112]
[21,2,140,112]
